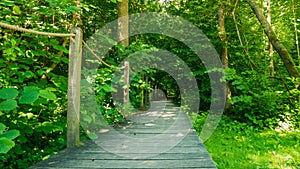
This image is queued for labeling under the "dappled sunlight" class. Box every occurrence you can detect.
[199,114,300,169]
[249,150,299,169]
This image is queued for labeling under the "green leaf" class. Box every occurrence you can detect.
[0,0,15,7]
[45,87,57,92]
[82,114,92,123]
[0,99,17,112]
[51,76,68,91]
[1,130,20,140]
[39,90,57,100]
[66,6,81,13]
[61,57,69,64]
[0,88,19,99]
[12,5,21,15]
[37,122,63,134]
[19,86,40,104]
[86,132,98,140]
[0,137,15,154]
[52,45,68,53]
[0,123,6,134]
[24,71,34,78]
[23,86,40,93]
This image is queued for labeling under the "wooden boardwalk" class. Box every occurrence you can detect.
[30,101,217,169]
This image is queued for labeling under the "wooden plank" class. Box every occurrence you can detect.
[124,61,129,103]
[32,159,215,168]
[67,28,83,147]
[30,101,217,169]
[45,152,211,160]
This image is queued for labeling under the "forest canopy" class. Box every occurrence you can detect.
[0,0,299,168]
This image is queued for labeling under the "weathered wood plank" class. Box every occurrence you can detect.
[45,152,211,160]
[30,101,217,169]
[32,159,215,168]
[67,28,83,147]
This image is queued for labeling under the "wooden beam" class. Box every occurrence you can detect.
[124,61,129,103]
[67,28,83,147]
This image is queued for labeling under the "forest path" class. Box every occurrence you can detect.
[30,101,217,169]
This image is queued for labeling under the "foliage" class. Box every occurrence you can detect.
[191,113,300,169]
[225,68,299,128]
[0,0,299,168]
[0,123,20,154]
[0,0,75,168]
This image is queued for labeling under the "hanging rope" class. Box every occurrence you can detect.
[0,22,75,37]
[82,40,116,69]
[0,22,116,69]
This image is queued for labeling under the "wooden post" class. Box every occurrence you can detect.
[124,61,129,103]
[145,76,149,106]
[67,28,82,148]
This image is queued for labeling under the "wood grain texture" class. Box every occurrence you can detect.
[67,28,82,148]
[30,101,217,169]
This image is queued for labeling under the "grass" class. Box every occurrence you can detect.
[190,113,300,169]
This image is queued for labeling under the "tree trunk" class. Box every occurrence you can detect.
[246,0,300,78]
[266,0,274,77]
[117,0,129,46]
[218,3,232,111]
[117,0,130,103]
[292,0,300,67]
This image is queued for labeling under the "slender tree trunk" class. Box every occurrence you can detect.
[117,0,129,46]
[246,0,300,79]
[218,3,232,111]
[41,0,81,82]
[117,0,130,103]
[292,0,300,67]
[291,0,300,100]
[266,0,274,77]
[232,0,256,70]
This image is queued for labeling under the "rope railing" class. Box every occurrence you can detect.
[0,22,75,37]
[0,22,114,69]
[0,22,117,147]
[82,40,116,69]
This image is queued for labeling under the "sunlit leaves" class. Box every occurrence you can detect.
[12,5,20,15]
[0,0,15,7]
[0,0,73,167]
[0,137,15,154]
[0,124,5,134]
[110,0,123,3]
[39,90,57,100]
[66,6,81,13]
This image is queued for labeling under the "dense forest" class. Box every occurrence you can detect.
[0,0,299,168]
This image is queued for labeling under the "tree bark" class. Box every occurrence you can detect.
[117,0,129,46]
[218,3,232,111]
[246,0,300,78]
[117,0,130,103]
[266,0,274,77]
[292,0,300,67]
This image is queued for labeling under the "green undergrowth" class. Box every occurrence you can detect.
[190,113,300,169]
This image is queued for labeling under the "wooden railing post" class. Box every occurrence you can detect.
[124,61,129,103]
[67,28,82,147]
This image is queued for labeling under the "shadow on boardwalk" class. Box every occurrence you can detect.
[30,101,217,169]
